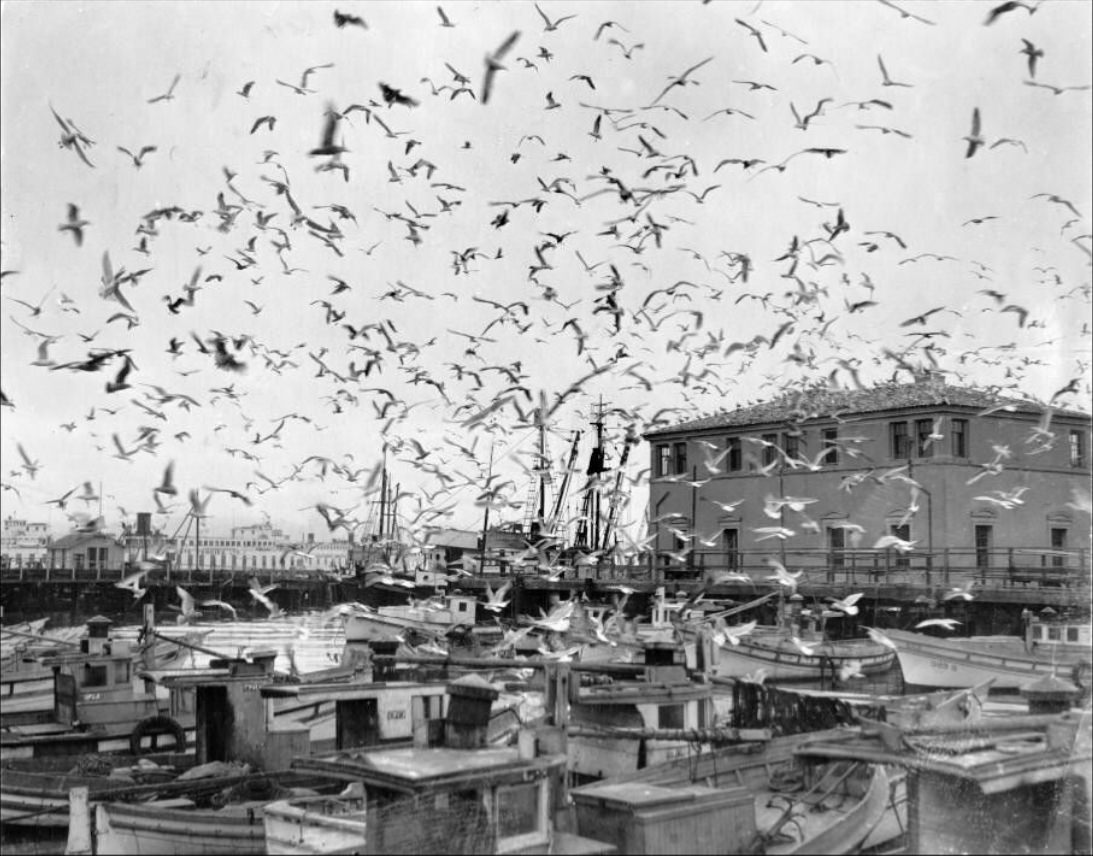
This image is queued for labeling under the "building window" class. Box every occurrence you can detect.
[723,528,739,570]
[782,432,800,463]
[822,429,839,465]
[762,433,779,466]
[828,527,845,570]
[890,422,910,459]
[1050,528,1067,569]
[974,524,992,570]
[915,419,935,458]
[726,437,742,472]
[1070,431,1086,467]
[951,419,968,458]
[672,442,687,475]
[656,445,671,478]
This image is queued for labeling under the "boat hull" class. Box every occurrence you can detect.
[95,801,267,855]
[885,629,1092,690]
[710,636,896,682]
[263,794,369,855]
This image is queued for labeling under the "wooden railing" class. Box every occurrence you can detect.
[2,547,1089,592]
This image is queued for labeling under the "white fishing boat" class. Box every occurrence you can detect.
[885,614,1092,690]
[342,592,484,644]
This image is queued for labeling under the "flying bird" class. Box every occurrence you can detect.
[915,618,962,631]
[534,3,576,32]
[58,203,88,246]
[333,9,368,28]
[481,31,520,104]
[963,108,985,158]
[1019,39,1044,78]
[877,54,912,87]
[984,1,1037,26]
[147,74,181,103]
[117,145,157,168]
[436,6,455,27]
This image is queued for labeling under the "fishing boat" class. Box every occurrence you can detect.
[884,612,1092,690]
[0,616,195,761]
[794,675,1093,855]
[569,726,894,855]
[647,589,896,683]
[566,638,760,782]
[72,767,343,856]
[266,675,614,855]
[341,591,487,645]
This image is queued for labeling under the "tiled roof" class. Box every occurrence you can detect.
[644,379,1090,438]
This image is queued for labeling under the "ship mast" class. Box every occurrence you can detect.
[575,401,607,552]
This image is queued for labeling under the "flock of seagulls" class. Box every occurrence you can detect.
[1,0,1089,633]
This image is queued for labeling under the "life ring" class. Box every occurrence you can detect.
[129,715,186,755]
[1072,662,1092,691]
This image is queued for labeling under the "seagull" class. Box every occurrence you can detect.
[943,582,977,602]
[58,203,89,246]
[915,618,962,631]
[1020,39,1044,78]
[201,599,238,619]
[712,620,757,647]
[483,580,512,613]
[873,534,918,553]
[481,30,520,104]
[249,587,284,618]
[534,3,576,32]
[310,105,348,156]
[117,145,157,168]
[174,586,201,623]
[115,569,150,600]
[333,9,368,28]
[790,636,818,656]
[764,557,802,588]
[147,74,181,103]
[828,592,864,616]
[436,6,455,27]
[837,660,865,681]
[877,54,912,87]
[861,626,898,650]
[963,108,985,158]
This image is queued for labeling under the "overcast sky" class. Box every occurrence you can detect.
[1,0,1090,546]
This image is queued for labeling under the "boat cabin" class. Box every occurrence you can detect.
[567,640,736,782]
[795,680,1092,855]
[1026,612,1093,655]
[40,616,159,729]
[279,674,614,855]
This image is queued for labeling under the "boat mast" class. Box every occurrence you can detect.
[599,432,636,553]
[547,430,582,544]
[575,401,606,552]
[479,442,495,574]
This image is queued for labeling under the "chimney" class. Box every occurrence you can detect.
[1020,672,1080,715]
[444,673,499,749]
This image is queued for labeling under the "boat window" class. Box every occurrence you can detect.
[1067,627,1079,643]
[116,661,130,684]
[1047,627,1061,641]
[457,601,468,612]
[83,664,109,687]
[658,703,685,730]
[498,781,543,839]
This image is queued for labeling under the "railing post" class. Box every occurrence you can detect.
[943,547,950,586]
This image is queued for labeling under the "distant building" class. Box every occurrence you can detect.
[122,520,351,574]
[48,531,126,571]
[643,378,1091,580]
[0,516,51,569]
